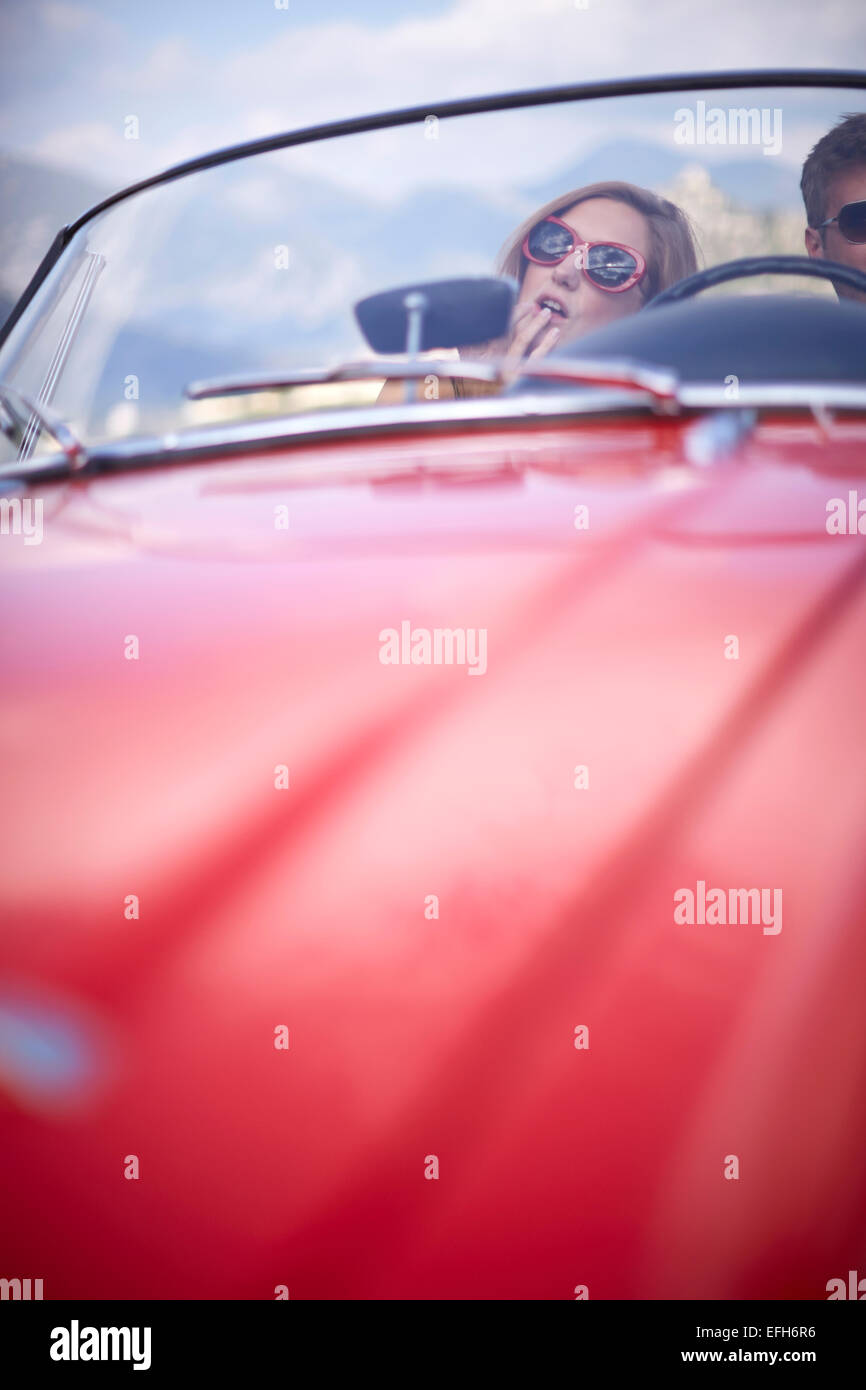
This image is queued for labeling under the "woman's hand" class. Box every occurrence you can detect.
[466,302,561,387]
[504,301,561,365]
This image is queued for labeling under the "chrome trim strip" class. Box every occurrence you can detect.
[94,390,658,463]
[676,383,866,408]
[3,381,866,484]
[0,390,655,480]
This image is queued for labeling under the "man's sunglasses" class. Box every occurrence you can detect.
[817,199,866,244]
[522,216,647,292]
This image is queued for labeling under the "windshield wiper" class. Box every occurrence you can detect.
[185,355,680,410]
[0,381,88,471]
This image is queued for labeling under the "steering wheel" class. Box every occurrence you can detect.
[648,255,866,308]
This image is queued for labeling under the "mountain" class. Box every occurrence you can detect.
[522,139,802,213]
[352,185,525,286]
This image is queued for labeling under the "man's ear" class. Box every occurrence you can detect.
[805,226,824,259]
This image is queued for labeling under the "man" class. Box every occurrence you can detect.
[802,112,866,302]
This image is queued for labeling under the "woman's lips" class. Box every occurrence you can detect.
[535,293,569,319]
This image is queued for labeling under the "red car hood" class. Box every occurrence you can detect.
[2,415,866,1299]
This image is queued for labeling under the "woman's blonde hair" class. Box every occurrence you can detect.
[497,180,699,302]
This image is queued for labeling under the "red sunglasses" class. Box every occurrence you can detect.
[522,216,647,293]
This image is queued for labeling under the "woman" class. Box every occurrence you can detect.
[379,180,698,402]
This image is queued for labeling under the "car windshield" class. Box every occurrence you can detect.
[0,77,864,462]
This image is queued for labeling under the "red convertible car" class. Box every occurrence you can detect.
[2,70,866,1301]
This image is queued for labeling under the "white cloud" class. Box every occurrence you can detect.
[218,0,864,137]
[5,0,866,218]
[124,37,197,91]
[27,120,151,182]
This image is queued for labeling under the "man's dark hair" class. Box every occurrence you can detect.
[801,111,866,231]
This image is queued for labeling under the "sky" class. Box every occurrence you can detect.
[1,0,864,190]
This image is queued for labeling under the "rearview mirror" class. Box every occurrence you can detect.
[354,276,517,354]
